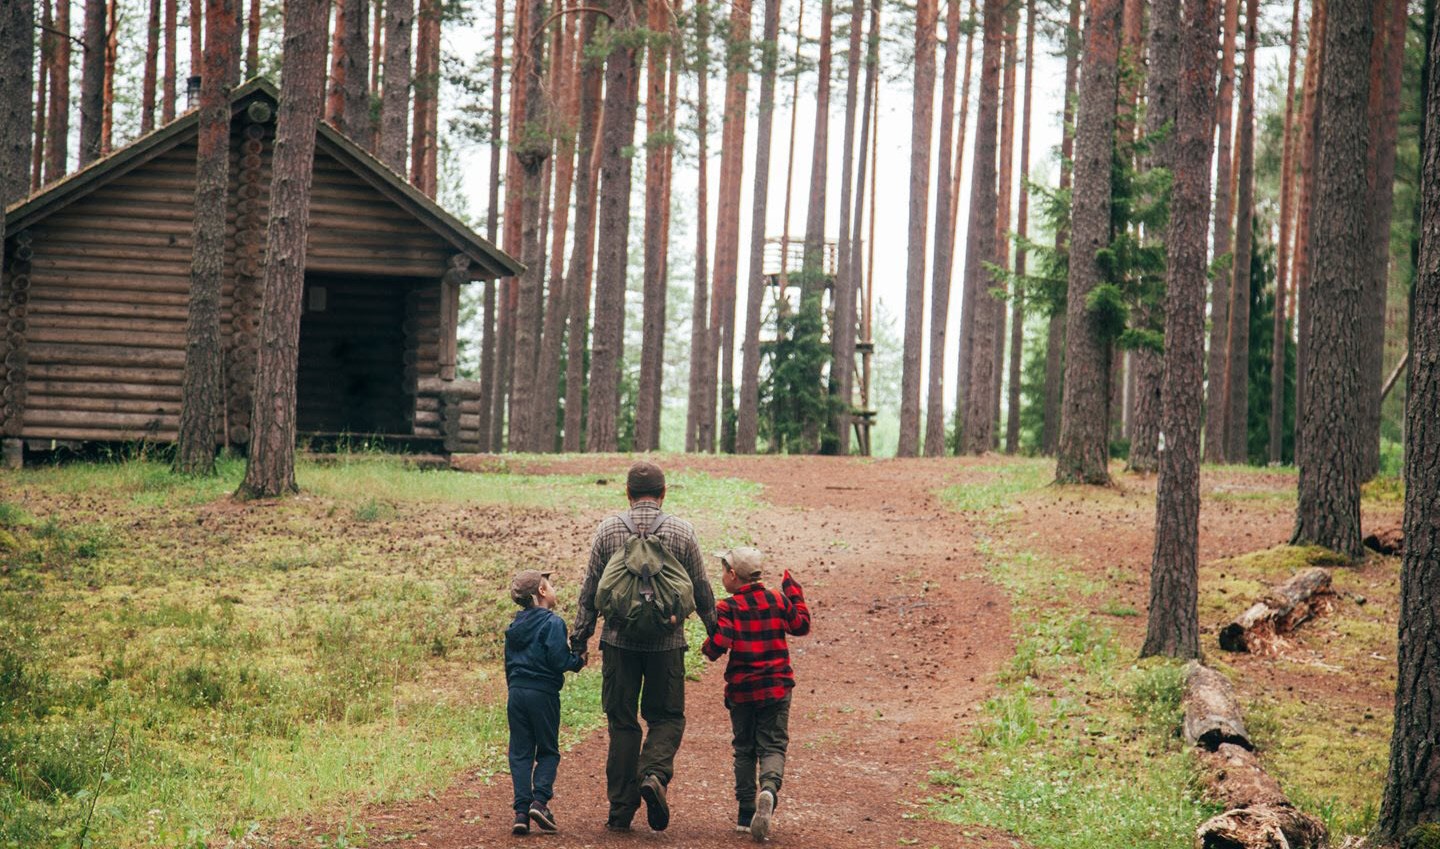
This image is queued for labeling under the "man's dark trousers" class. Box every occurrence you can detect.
[601,644,687,821]
[507,686,561,814]
[730,693,791,811]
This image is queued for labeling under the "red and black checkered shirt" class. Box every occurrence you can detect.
[701,571,811,706]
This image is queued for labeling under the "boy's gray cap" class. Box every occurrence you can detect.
[716,547,764,581]
[510,569,554,605]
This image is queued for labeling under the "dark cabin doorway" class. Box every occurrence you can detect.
[297,273,410,436]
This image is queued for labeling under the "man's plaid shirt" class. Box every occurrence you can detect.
[570,500,718,653]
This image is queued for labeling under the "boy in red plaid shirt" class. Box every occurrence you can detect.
[701,547,810,842]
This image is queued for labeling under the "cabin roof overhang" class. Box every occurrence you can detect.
[4,77,522,281]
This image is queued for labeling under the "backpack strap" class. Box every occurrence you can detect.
[617,513,639,536]
[648,512,670,537]
[619,511,669,538]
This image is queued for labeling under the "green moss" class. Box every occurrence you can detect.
[1404,823,1440,849]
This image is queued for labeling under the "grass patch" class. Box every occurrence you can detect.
[931,537,1217,849]
[0,458,756,848]
[938,459,1051,517]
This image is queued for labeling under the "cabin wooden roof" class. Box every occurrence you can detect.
[3,77,522,281]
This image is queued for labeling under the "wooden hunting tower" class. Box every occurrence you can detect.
[0,79,520,465]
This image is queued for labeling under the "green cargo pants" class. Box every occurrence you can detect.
[600,645,688,822]
[729,693,791,812]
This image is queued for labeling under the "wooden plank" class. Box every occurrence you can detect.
[32,225,194,249]
[33,255,195,277]
[24,408,179,429]
[28,272,192,296]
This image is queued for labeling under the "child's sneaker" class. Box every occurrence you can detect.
[529,803,558,833]
[735,809,755,833]
[512,811,530,835]
[750,789,775,841]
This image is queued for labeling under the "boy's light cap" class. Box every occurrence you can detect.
[716,547,764,581]
[510,569,555,604]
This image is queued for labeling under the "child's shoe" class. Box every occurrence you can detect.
[529,803,558,833]
[735,809,755,833]
[512,811,530,835]
[750,789,775,841]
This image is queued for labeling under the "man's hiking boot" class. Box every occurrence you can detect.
[511,811,530,835]
[605,816,633,832]
[735,809,755,833]
[750,789,775,842]
[639,774,671,831]
[528,803,558,833]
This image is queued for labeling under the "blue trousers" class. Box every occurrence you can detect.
[507,686,562,814]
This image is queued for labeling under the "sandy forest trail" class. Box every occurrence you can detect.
[345,456,1016,849]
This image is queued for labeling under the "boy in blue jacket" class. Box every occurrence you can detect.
[505,569,586,835]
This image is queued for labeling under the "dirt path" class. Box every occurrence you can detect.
[320,456,1015,849]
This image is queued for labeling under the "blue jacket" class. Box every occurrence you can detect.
[505,606,583,694]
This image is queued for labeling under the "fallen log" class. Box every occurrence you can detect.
[1198,744,1289,809]
[1218,568,1334,653]
[1363,525,1403,556]
[1183,662,1252,751]
[1195,803,1326,849]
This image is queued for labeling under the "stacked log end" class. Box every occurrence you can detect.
[1183,662,1326,849]
[227,116,271,447]
[2,230,33,440]
[415,376,482,452]
[1218,568,1334,654]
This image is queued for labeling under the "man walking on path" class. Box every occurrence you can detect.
[570,461,719,832]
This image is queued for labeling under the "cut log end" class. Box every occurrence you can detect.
[1196,804,1326,849]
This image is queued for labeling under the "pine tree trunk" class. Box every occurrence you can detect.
[160,0,174,124]
[736,0,782,455]
[1128,0,1179,475]
[1358,0,1407,481]
[563,8,603,452]
[636,0,670,452]
[409,0,438,196]
[142,0,161,134]
[1222,0,1257,465]
[176,0,238,475]
[1202,0,1239,463]
[709,0,751,453]
[247,0,260,75]
[45,0,69,181]
[1004,0,1034,455]
[585,0,642,452]
[958,0,1001,455]
[1292,0,1371,560]
[1055,0,1122,484]
[190,0,201,79]
[509,0,550,453]
[238,0,330,498]
[476,0,501,451]
[1,0,33,231]
[922,0,961,458]
[794,0,831,453]
[990,1,1019,446]
[100,0,116,155]
[328,0,348,122]
[845,0,881,453]
[32,0,49,191]
[1377,13,1440,829]
[335,0,371,141]
[493,0,527,449]
[534,10,578,453]
[685,0,712,452]
[947,0,975,446]
[1140,0,1220,660]
[1271,0,1301,465]
[79,0,105,166]
[1040,0,1079,457]
[897,0,937,457]
[377,0,412,172]
[1292,1,1325,459]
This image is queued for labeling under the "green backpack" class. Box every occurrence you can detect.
[595,513,697,641]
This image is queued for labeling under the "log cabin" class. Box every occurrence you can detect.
[0,78,520,467]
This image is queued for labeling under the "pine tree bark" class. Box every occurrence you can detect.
[563,8,603,452]
[493,0,528,449]
[409,0,438,196]
[161,0,175,124]
[636,0,672,452]
[32,0,49,190]
[100,0,116,155]
[958,0,1002,455]
[377,0,412,172]
[79,0,105,166]
[686,0,712,452]
[1270,0,1301,465]
[1055,0,1122,485]
[176,0,238,475]
[247,0,260,75]
[509,0,550,453]
[1040,0,1080,457]
[1358,0,1407,480]
[844,0,880,453]
[794,0,832,453]
[476,0,502,451]
[1004,0,1034,455]
[1377,13,1440,830]
[736,0,782,455]
[1128,0,1179,475]
[1202,0,1239,463]
[334,0,371,141]
[1,0,33,245]
[1140,0,1220,660]
[1222,0,1257,464]
[142,0,161,134]
[585,0,643,452]
[1292,1,1325,458]
[709,0,751,453]
[896,0,937,457]
[238,0,331,498]
[44,0,69,182]
[989,1,1019,445]
[1291,0,1371,560]
[922,0,961,457]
